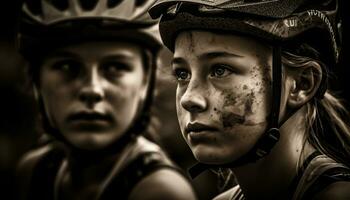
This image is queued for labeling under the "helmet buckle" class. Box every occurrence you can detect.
[255,128,280,158]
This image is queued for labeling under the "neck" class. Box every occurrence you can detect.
[56,138,138,200]
[232,106,316,199]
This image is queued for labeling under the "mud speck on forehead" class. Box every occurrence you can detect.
[222,112,245,128]
[188,32,195,53]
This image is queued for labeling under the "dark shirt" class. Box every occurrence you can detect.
[17,136,183,200]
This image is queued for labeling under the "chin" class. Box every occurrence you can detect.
[65,132,118,151]
[70,139,105,151]
[191,145,240,165]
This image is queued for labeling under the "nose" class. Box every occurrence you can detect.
[78,67,105,105]
[180,80,208,113]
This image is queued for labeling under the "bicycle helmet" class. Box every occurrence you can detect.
[149,0,342,178]
[19,0,161,57]
[17,0,162,156]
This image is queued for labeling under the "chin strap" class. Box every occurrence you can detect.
[189,46,282,179]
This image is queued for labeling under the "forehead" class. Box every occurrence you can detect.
[174,30,271,58]
[45,41,143,59]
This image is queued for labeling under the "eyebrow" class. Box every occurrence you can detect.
[199,51,243,60]
[101,54,134,61]
[171,57,187,66]
[48,51,79,59]
[171,51,243,66]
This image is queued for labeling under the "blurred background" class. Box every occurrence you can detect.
[0,1,349,200]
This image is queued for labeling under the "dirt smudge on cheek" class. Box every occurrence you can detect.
[222,89,241,107]
[214,107,222,118]
[219,86,260,128]
[222,112,246,128]
[249,64,272,96]
[259,64,272,88]
[225,93,238,106]
[244,91,255,115]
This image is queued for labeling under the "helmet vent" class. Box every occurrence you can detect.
[26,0,42,15]
[79,0,98,11]
[107,0,123,8]
[48,0,69,11]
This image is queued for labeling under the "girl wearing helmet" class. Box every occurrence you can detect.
[16,0,196,199]
[150,0,350,199]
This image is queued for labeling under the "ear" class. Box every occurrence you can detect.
[287,61,322,108]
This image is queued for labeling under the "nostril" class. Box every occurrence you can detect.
[187,104,204,113]
[81,93,102,102]
[79,87,104,104]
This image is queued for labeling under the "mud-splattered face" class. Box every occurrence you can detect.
[173,31,273,164]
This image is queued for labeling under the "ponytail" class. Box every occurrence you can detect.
[307,92,350,167]
[282,43,350,167]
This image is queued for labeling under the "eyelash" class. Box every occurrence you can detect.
[171,64,236,83]
[210,64,235,78]
[172,68,191,82]
[102,61,131,73]
[52,60,81,76]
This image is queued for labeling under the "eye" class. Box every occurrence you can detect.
[210,64,233,78]
[173,68,191,82]
[51,59,81,77]
[102,61,131,77]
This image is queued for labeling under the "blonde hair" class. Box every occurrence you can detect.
[282,45,350,167]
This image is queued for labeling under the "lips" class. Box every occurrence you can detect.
[185,122,218,134]
[67,111,113,123]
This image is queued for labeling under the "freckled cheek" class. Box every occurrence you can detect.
[250,91,269,120]
[209,100,224,122]
[250,83,272,119]
[241,73,271,121]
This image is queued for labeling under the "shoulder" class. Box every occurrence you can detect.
[17,142,63,174]
[16,143,64,199]
[296,154,350,199]
[213,185,241,200]
[312,181,350,200]
[17,144,54,176]
[128,168,197,200]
